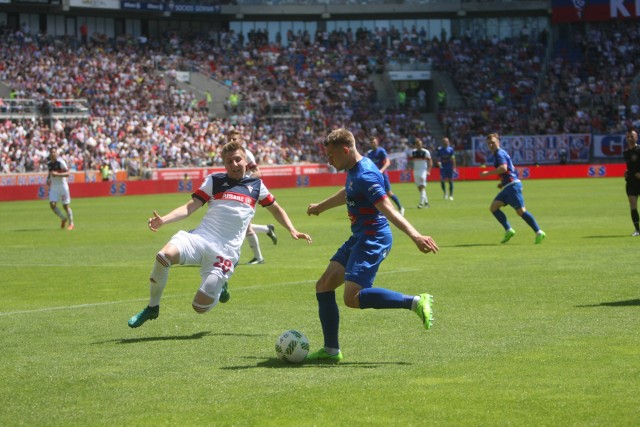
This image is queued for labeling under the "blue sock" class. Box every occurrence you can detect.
[521,211,540,232]
[449,182,454,196]
[317,291,340,349]
[390,194,402,210]
[441,181,446,193]
[492,209,511,230]
[359,288,413,309]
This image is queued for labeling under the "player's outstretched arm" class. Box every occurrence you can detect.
[376,197,439,254]
[148,198,203,232]
[307,188,346,216]
[265,202,312,244]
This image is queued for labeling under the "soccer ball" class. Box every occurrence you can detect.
[275,330,309,363]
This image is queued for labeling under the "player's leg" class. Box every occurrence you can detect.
[128,242,181,328]
[415,171,428,208]
[251,223,278,245]
[420,185,428,208]
[62,202,74,230]
[490,198,515,243]
[440,179,447,198]
[306,260,345,361]
[343,234,433,330]
[192,273,226,313]
[385,175,403,214]
[512,186,545,243]
[448,178,454,200]
[422,171,429,207]
[627,185,639,235]
[49,193,67,228]
[245,223,264,264]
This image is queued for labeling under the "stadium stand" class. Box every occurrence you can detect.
[0,1,638,175]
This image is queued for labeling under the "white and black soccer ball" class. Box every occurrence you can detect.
[275,330,309,363]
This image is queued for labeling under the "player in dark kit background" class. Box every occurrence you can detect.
[623,129,640,236]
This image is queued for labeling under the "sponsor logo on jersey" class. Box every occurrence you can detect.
[221,191,255,205]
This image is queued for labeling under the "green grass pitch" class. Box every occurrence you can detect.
[0,177,638,426]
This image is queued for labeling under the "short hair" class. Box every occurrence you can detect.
[221,141,246,159]
[324,128,355,148]
[486,132,500,142]
[226,129,242,143]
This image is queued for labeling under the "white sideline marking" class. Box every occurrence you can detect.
[0,269,420,317]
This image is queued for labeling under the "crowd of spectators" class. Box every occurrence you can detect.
[435,21,640,146]
[1,19,639,175]
[0,23,431,175]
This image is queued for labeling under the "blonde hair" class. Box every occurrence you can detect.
[324,128,356,148]
[486,132,500,142]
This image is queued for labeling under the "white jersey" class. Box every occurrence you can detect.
[191,172,274,262]
[408,148,431,175]
[408,148,431,186]
[47,157,71,203]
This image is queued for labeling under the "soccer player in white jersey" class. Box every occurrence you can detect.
[47,146,74,230]
[408,138,432,208]
[228,130,278,265]
[127,140,312,328]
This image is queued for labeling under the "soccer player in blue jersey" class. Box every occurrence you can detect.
[306,128,439,362]
[366,137,405,216]
[436,137,457,200]
[480,133,545,244]
[127,141,311,328]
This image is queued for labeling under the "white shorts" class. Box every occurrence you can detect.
[168,230,237,281]
[49,185,71,204]
[413,171,427,187]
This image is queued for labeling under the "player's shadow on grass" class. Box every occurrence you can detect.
[94,331,269,345]
[449,243,501,248]
[583,235,628,239]
[220,357,411,370]
[576,299,640,308]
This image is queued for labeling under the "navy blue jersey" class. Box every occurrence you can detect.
[345,157,390,235]
[436,146,455,168]
[494,148,519,187]
[366,147,390,175]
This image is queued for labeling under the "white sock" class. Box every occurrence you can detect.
[149,252,171,306]
[66,207,74,224]
[53,207,66,220]
[324,347,341,355]
[246,233,263,260]
[251,224,269,234]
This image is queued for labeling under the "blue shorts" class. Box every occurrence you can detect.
[495,181,525,210]
[330,230,392,288]
[440,166,454,180]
